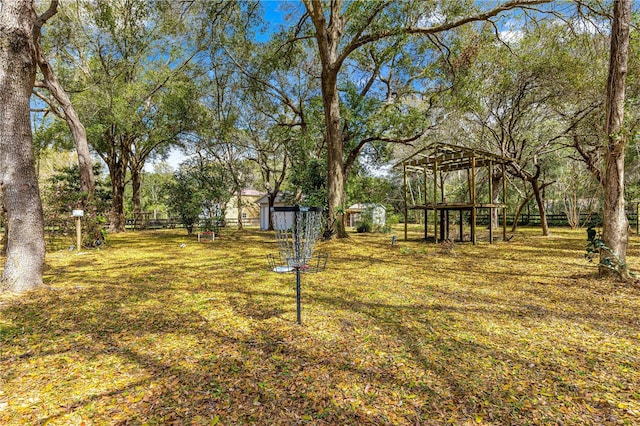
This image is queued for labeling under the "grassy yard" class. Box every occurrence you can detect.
[0,226,639,425]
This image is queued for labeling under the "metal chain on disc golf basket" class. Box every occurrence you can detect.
[269,206,327,324]
[272,206,323,270]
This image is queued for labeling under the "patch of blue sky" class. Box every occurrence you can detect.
[255,1,303,41]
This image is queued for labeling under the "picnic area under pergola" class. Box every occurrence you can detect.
[398,143,513,244]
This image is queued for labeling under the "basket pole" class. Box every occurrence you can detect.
[295,266,302,325]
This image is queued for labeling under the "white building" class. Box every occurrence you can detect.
[346,203,386,228]
[255,192,292,230]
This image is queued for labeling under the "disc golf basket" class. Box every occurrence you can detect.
[267,206,328,324]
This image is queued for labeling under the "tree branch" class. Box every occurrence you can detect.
[339,0,553,61]
[34,0,59,33]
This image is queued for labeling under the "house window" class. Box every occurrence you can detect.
[242,212,247,219]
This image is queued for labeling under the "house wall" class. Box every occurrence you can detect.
[259,201,289,230]
[346,204,386,228]
[371,207,385,226]
[225,194,262,227]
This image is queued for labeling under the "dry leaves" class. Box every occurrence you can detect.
[0,227,639,425]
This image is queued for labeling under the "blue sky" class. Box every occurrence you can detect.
[146,1,295,172]
[262,0,288,24]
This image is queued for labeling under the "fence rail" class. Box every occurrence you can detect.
[38,211,640,234]
[405,211,640,230]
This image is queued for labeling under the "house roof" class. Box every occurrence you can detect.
[241,189,265,197]
[255,191,294,205]
[347,203,386,212]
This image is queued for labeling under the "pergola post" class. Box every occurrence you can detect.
[489,160,494,244]
[471,156,476,245]
[433,159,438,243]
[502,163,507,241]
[403,163,408,241]
[423,165,428,240]
[440,172,447,240]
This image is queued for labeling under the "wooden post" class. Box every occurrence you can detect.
[424,166,428,240]
[72,209,84,252]
[440,172,446,240]
[502,164,507,241]
[433,160,438,243]
[467,169,472,202]
[471,156,476,245]
[489,161,494,244]
[459,210,463,242]
[76,216,81,252]
[403,163,408,241]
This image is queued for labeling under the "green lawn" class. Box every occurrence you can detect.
[1,227,639,425]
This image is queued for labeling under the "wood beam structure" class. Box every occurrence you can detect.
[397,143,513,244]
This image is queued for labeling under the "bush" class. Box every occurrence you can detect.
[387,214,401,226]
[356,220,372,233]
[42,164,111,249]
[376,224,393,234]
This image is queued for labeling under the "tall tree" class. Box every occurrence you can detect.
[225,27,319,229]
[601,0,631,279]
[0,0,55,292]
[54,0,206,232]
[301,0,552,237]
[450,24,569,236]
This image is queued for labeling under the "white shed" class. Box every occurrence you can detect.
[346,203,386,228]
[256,192,291,230]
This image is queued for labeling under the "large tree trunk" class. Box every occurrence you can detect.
[108,147,128,233]
[0,0,46,292]
[511,192,535,233]
[0,191,7,257]
[109,176,126,233]
[530,178,549,236]
[131,166,142,224]
[601,0,631,279]
[322,70,347,238]
[306,0,347,239]
[511,181,554,232]
[267,191,277,231]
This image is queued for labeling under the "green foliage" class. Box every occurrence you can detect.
[33,118,75,156]
[164,160,232,234]
[163,169,205,235]
[346,174,392,206]
[139,165,174,216]
[386,214,401,226]
[42,164,111,248]
[356,220,372,234]
[355,206,374,234]
[376,224,393,234]
[288,157,327,207]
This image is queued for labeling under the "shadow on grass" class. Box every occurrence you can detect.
[1,228,638,425]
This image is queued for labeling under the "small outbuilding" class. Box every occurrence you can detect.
[346,203,386,228]
[256,192,291,230]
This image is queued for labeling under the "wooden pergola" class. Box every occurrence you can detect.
[398,143,513,244]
